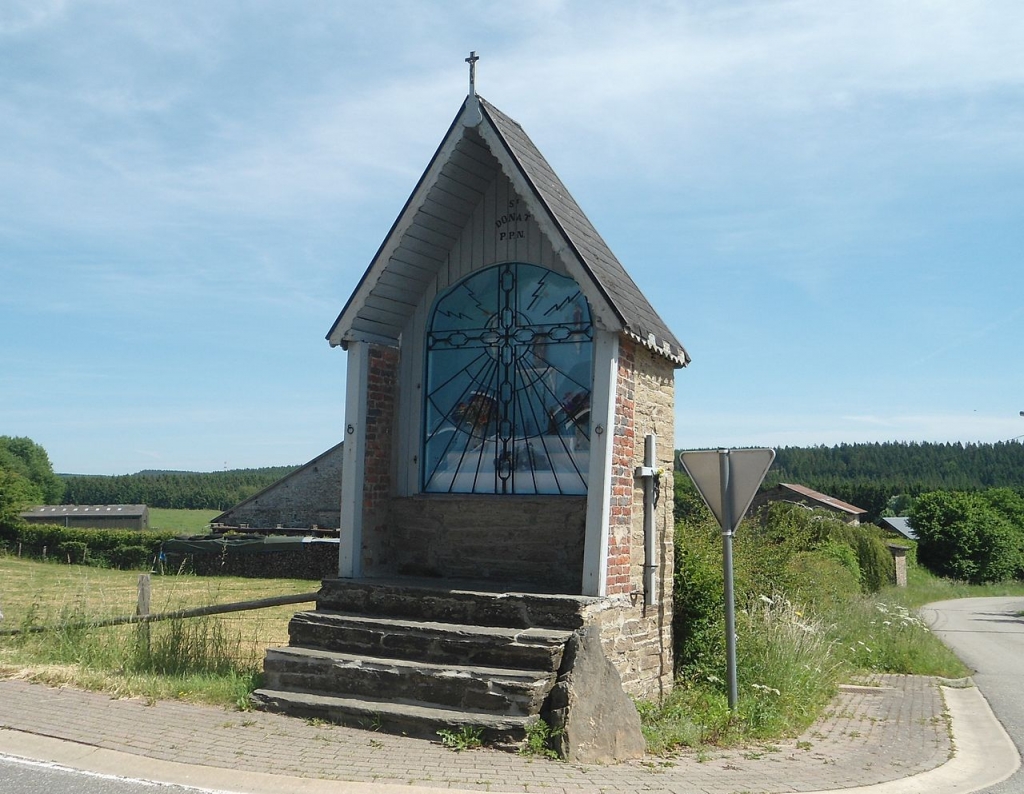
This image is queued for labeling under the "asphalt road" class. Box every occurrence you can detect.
[921,596,1024,794]
[0,754,212,794]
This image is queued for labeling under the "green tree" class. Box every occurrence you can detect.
[0,467,37,541]
[910,491,1021,584]
[0,436,64,504]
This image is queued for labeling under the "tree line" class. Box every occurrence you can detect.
[60,467,299,511]
[769,441,1024,490]
[677,441,1024,522]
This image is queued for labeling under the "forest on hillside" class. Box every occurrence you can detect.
[712,440,1024,521]
[51,441,1024,518]
[60,467,298,511]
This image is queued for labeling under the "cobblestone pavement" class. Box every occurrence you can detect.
[0,675,951,794]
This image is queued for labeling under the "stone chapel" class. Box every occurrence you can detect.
[253,71,689,761]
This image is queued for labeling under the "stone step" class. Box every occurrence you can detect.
[288,610,572,671]
[250,687,537,745]
[316,577,594,631]
[262,646,555,716]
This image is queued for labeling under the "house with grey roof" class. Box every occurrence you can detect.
[212,442,343,531]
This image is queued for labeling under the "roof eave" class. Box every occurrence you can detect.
[326,99,472,347]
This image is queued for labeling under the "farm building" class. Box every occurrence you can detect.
[21,504,149,531]
[212,442,343,531]
[749,483,868,525]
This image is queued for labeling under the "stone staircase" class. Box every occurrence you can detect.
[251,578,596,745]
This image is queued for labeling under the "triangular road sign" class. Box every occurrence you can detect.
[678,448,776,533]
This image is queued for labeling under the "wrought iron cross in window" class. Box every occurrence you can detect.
[422,263,593,495]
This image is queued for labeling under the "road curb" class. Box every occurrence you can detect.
[797,684,1019,794]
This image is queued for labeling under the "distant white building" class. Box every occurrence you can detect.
[21,504,149,531]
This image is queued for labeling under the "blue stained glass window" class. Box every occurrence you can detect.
[423,263,593,494]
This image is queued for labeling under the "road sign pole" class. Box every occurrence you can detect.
[719,450,739,711]
[678,446,776,716]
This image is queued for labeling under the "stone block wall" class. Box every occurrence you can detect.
[599,338,676,700]
[388,495,587,591]
[214,444,343,530]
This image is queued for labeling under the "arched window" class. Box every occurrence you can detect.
[423,263,593,494]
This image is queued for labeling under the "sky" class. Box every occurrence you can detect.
[2,1,1023,475]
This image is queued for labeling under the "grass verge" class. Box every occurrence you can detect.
[639,567,1024,754]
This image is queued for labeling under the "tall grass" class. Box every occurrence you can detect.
[641,593,842,751]
[8,598,264,707]
[0,555,307,706]
[641,582,971,753]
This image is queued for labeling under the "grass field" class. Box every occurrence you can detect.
[147,508,221,534]
[0,555,316,703]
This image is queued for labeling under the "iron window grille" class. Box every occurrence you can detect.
[422,262,593,494]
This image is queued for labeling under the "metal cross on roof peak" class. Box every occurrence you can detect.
[466,51,479,96]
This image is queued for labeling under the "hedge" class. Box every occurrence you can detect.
[1,522,178,570]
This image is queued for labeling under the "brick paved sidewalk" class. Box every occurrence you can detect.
[0,675,951,794]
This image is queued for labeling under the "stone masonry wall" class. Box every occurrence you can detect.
[214,443,343,530]
[362,344,400,572]
[599,338,676,701]
[388,495,586,591]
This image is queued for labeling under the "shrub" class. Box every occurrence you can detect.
[786,551,861,609]
[7,523,176,569]
[673,518,724,674]
[106,545,153,570]
[818,541,862,586]
[58,541,90,565]
[856,532,895,592]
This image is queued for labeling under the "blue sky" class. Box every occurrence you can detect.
[2,1,1023,475]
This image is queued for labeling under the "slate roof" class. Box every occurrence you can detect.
[880,516,917,540]
[328,95,688,367]
[478,98,688,366]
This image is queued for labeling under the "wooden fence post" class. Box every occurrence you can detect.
[137,573,152,655]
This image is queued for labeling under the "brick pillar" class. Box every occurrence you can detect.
[596,338,676,701]
[606,340,636,595]
[361,344,399,572]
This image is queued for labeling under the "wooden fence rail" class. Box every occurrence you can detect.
[0,589,318,637]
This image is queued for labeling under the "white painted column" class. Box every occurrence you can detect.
[582,330,618,597]
[338,341,369,578]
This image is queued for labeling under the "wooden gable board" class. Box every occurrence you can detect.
[328,95,689,368]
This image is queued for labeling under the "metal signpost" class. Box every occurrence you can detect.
[678,448,776,710]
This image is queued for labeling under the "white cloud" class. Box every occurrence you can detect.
[0,0,67,35]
